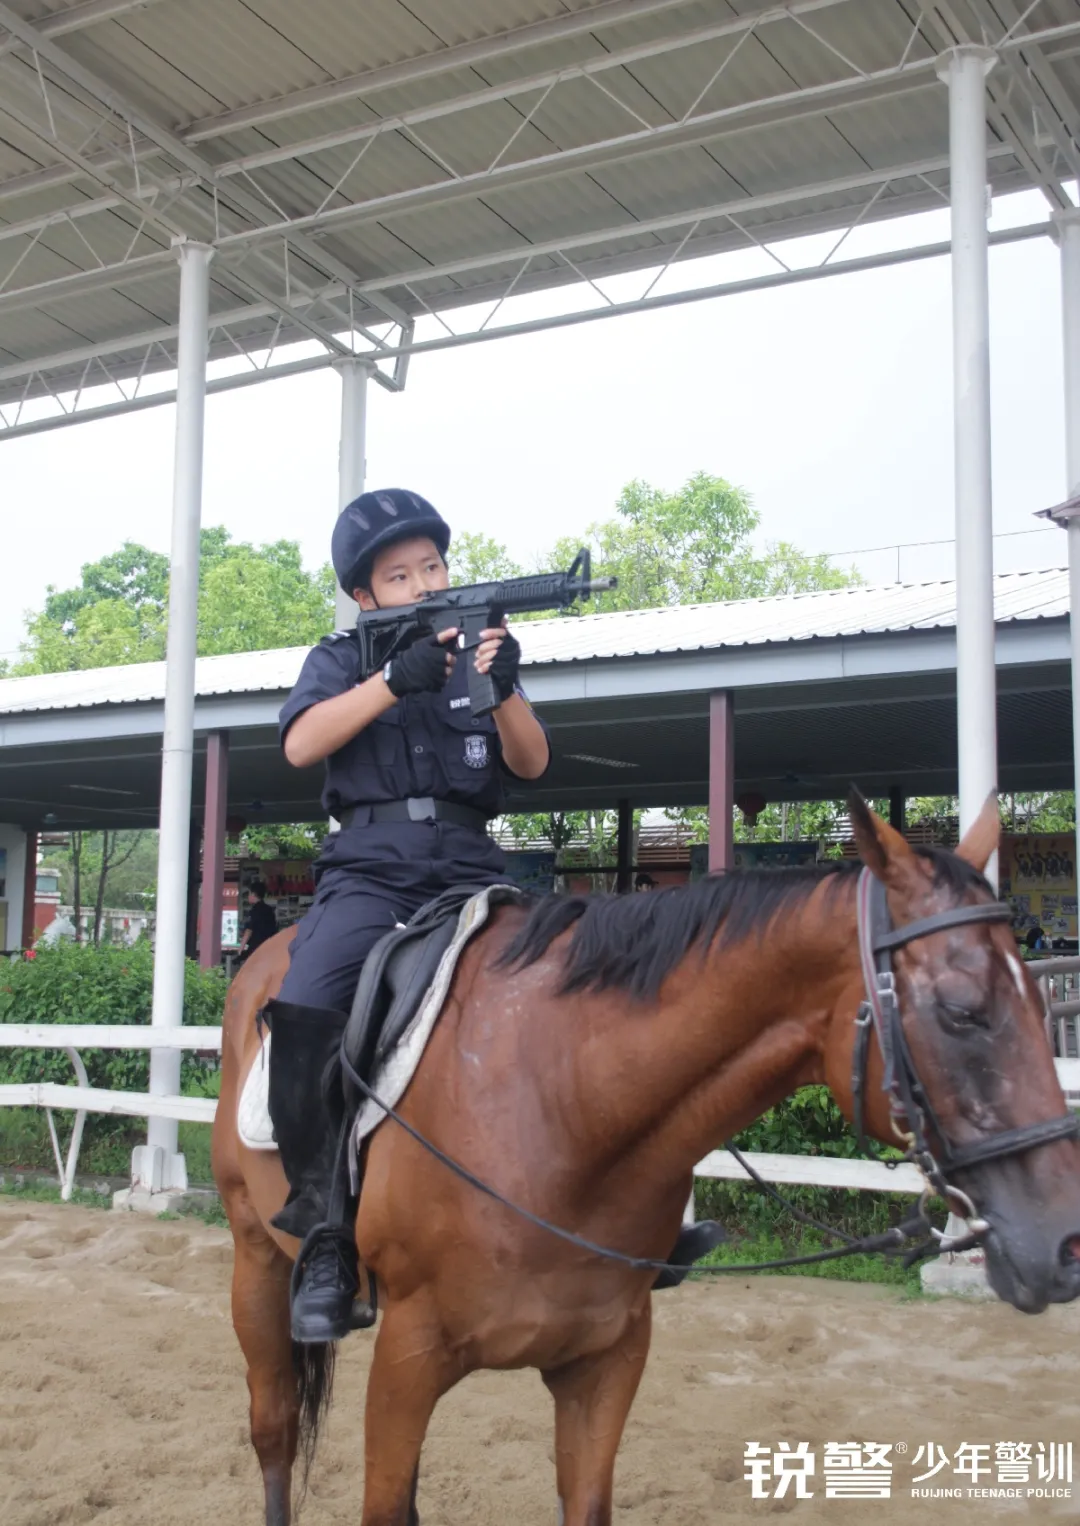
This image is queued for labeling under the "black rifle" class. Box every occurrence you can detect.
[356,549,616,716]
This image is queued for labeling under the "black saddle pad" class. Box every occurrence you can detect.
[340,883,525,1100]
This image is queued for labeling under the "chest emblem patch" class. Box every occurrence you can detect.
[464,733,489,769]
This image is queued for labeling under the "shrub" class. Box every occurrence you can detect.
[0,942,226,1167]
[695,1084,917,1241]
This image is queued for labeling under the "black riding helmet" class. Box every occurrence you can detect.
[332,488,451,595]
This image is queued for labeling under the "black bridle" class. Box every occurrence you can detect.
[851,867,1080,1242]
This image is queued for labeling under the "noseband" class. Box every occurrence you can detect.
[852,868,1080,1236]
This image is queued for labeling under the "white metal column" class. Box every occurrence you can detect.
[335,357,371,628]
[139,238,214,1194]
[938,45,999,866]
[1054,212,1080,887]
[923,49,999,1283]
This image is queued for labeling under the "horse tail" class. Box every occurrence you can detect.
[292,1338,337,1499]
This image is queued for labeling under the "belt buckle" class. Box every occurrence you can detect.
[407,796,437,822]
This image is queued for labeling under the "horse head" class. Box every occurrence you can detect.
[848,790,1080,1313]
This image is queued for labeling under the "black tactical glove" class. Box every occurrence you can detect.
[383,634,453,697]
[487,629,521,704]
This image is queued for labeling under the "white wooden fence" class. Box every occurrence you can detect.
[0,1025,219,1199]
[2,1022,1078,1205]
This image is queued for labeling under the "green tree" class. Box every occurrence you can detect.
[504,807,636,890]
[726,541,860,598]
[198,539,335,655]
[13,530,334,674]
[507,471,859,855]
[907,793,1077,840]
[543,472,859,614]
[449,531,523,584]
[226,822,330,860]
[47,830,159,934]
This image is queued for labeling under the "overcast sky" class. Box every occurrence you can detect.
[0,185,1069,664]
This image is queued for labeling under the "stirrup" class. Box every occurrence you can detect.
[652,1219,728,1291]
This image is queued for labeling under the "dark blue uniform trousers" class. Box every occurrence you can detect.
[278,820,508,1014]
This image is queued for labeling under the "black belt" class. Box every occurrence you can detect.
[339,798,490,832]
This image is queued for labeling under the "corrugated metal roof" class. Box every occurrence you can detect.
[1,0,1075,411]
[0,567,1067,718]
[521,566,1072,663]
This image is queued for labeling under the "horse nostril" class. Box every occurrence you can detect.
[1059,1234,1080,1268]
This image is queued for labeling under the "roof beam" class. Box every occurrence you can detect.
[1,10,1078,238]
[389,170,1035,317]
[977,0,1080,180]
[193,0,854,165]
[183,0,732,143]
[0,145,949,319]
[211,72,943,253]
[0,0,169,60]
[0,0,852,211]
[0,220,1049,440]
[214,0,859,182]
[0,138,1027,323]
[0,91,356,359]
[0,175,971,384]
[2,13,1077,246]
[925,1,1070,208]
[206,20,1080,256]
[0,350,345,438]
[302,222,1054,367]
[0,295,332,382]
[0,1,411,328]
[8,294,349,381]
[346,145,1019,297]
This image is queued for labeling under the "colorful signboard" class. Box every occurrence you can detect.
[999,834,1077,941]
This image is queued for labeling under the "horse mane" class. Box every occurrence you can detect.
[498,847,991,1002]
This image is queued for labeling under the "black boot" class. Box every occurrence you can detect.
[264,1001,374,1341]
[264,1000,346,1241]
[291,1129,370,1342]
[290,1117,377,1344]
[652,1220,728,1290]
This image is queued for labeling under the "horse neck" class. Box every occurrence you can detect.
[578,878,862,1180]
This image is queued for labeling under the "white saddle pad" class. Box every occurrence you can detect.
[237,886,515,1155]
[238,1029,276,1150]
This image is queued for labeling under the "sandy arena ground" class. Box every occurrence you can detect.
[2,1199,1080,1524]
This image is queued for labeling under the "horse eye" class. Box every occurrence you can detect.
[940,1001,989,1032]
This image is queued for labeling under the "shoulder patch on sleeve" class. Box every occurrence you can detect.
[325,627,355,644]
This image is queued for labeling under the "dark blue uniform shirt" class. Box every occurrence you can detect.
[279,627,549,819]
[275,627,548,1012]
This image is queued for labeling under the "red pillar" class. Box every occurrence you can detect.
[21,830,37,948]
[198,730,229,969]
[708,691,735,873]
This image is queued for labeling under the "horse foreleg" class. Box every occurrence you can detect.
[542,1303,652,1526]
[225,1182,299,1526]
[361,1302,458,1526]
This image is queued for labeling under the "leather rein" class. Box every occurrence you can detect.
[340,868,1080,1277]
[849,867,1080,1250]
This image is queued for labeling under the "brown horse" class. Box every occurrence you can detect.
[211,796,1080,1526]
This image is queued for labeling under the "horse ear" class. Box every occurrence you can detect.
[955,792,1000,874]
[847,787,914,883]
